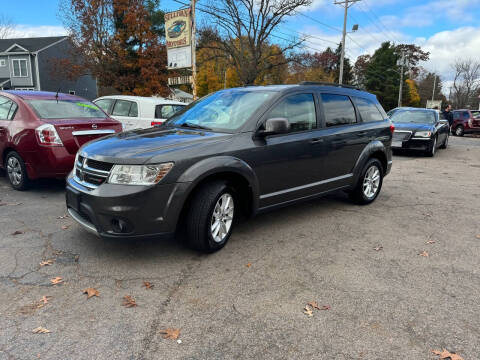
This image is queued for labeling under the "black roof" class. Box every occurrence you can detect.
[0,36,68,53]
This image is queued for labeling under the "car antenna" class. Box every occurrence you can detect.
[55,88,60,103]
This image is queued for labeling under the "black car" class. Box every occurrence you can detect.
[388,107,449,157]
[66,83,393,252]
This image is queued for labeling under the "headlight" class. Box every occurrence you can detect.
[414,131,432,138]
[108,163,174,185]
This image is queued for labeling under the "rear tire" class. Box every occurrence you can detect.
[350,158,383,205]
[5,151,30,191]
[186,181,236,253]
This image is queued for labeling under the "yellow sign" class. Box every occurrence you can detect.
[165,8,191,49]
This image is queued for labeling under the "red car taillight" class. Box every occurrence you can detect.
[390,123,395,134]
[36,124,63,146]
[151,121,163,126]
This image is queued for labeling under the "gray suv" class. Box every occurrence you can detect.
[66,83,393,252]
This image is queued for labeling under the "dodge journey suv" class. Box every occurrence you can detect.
[66,83,393,252]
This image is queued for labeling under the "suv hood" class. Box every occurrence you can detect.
[392,122,434,132]
[79,127,233,164]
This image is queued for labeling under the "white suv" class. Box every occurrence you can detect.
[93,95,186,131]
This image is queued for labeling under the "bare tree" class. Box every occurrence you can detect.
[199,0,312,85]
[0,14,15,39]
[451,59,480,108]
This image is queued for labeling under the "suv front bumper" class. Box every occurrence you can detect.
[65,174,189,239]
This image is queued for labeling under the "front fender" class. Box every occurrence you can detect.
[351,140,391,186]
[177,156,261,214]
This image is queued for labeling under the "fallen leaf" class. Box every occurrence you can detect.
[303,305,313,317]
[307,301,321,310]
[61,225,70,230]
[432,349,464,360]
[419,251,429,257]
[11,230,24,236]
[246,263,252,268]
[142,281,153,290]
[123,295,137,307]
[39,296,51,305]
[476,234,480,239]
[320,305,331,310]
[32,327,51,334]
[57,214,69,219]
[39,259,54,266]
[425,240,436,244]
[373,246,383,251]
[50,277,63,285]
[159,328,180,340]
[83,288,100,299]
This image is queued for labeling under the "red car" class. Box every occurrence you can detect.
[451,109,480,136]
[0,91,122,190]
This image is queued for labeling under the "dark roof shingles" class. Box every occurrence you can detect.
[0,36,68,53]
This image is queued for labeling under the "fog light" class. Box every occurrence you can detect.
[111,218,131,233]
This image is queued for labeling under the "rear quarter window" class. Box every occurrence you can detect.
[352,97,384,122]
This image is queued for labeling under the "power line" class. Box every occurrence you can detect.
[362,0,401,43]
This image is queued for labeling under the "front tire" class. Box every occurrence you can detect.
[350,158,383,205]
[5,151,30,191]
[426,136,437,157]
[186,181,236,253]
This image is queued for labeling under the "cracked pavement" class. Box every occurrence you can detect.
[0,135,479,359]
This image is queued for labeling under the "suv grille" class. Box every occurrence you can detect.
[75,155,113,189]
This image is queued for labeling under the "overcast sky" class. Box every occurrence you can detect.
[4,0,480,90]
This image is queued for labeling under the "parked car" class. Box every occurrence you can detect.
[389,107,449,157]
[93,95,186,131]
[66,83,393,252]
[451,109,480,136]
[0,91,122,190]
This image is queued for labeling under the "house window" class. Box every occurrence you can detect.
[12,59,28,77]
[0,59,6,67]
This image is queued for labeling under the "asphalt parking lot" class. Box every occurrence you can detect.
[1,135,479,360]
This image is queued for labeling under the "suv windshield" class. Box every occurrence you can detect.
[27,100,106,119]
[390,110,435,124]
[165,89,275,132]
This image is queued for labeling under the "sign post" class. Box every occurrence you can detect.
[191,0,197,100]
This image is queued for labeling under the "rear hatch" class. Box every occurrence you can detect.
[43,118,122,154]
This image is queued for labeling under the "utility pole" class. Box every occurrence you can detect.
[431,75,437,101]
[334,0,360,85]
[397,51,405,107]
[191,0,197,100]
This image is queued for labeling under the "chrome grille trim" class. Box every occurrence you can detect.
[73,156,113,189]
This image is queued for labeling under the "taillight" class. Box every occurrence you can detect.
[468,118,472,127]
[36,124,63,146]
[151,121,163,126]
[390,123,395,134]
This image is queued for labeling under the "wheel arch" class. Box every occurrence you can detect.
[352,140,389,185]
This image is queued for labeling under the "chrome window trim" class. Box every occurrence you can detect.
[72,130,116,136]
[260,173,353,199]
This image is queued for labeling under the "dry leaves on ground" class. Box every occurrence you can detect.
[57,214,69,219]
[304,301,331,316]
[159,328,180,340]
[142,281,153,290]
[0,202,22,207]
[61,225,70,230]
[425,240,436,244]
[83,288,100,299]
[432,349,464,360]
[39,296,51,306]
[373,246,383,251]
[50,277,63,285]
[419,251,429,257]
[123,295,137,307]
[246,263,252,268]
[11,230,24,236]
[303,305,313,317]
[32,327,51,334]
[40,259,55,266]
[476,234,480,239]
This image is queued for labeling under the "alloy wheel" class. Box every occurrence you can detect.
[362,165,380,199]
[7,157,22,186]
[210,193,234,243]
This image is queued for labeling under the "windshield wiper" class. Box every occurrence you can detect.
[180,122,212,131]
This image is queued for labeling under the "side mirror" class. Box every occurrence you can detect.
[259,118,290,136]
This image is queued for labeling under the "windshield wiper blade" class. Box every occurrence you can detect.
[180,122,212,130]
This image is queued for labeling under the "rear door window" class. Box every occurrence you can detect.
[112,100,134,117]
[155,104,186,119]
[267,93,316,132]
[352,97,384,122]
[321,94,357,127]
[0,96,13,120]
[94,99,114,114]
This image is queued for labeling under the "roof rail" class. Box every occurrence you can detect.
[299,81,361,90]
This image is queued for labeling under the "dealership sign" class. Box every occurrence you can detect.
[165,8,192,69]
